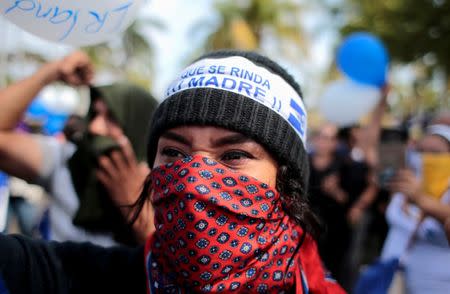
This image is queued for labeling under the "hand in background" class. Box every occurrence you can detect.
[95,135,149,208]
[388,169,423,204]
[390,170,450,226]
[95,134,154,243]
[321,173,348,204]
[42,51,94,86]
[58,51,94,85]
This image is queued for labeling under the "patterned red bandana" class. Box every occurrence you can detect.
[147,155,305,293]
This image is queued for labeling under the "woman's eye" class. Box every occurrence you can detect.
[221,151,253,164]
[161,148,186,158]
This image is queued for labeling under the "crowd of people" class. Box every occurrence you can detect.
[310,112,450,293]
[0,49,449,294]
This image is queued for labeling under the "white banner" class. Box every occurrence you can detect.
[0,0,144,46]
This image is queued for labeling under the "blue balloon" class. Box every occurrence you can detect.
[26,98,49,121]
[25,97,68,135]
[337,32,389,87]
[43,114,68,135]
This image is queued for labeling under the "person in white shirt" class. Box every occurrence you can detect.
[382,123,450,294]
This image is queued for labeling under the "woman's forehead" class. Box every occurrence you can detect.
[418,134,450,152]
[160,126,259,147]
[166,126,237,136]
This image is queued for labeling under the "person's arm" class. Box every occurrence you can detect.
[389,169,450,224]
[348,171,378,225]
[321,173,349,205]
[0,63,60,131]
[360,86,388,169]
[414,196,450,225]
[0,233,69,294]
[0,62,62,181]
[0,234,146,294]
[0,51,93,181]
[52,240,146,294]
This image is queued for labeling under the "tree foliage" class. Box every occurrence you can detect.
[83,18,164,89]
[342,0,450,75]
[207,0,306,51]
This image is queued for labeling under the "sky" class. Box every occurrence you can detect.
[142,0,219,96]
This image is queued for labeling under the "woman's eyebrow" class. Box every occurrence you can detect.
[212,134,253,148]
[160,131,191,146]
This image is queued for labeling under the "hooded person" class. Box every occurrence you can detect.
[67,83,159,245]
[0,51,159,246]
[0,50,345,294]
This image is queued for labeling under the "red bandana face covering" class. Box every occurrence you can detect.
[146,155,305,293]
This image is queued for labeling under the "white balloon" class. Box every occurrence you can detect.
[40,85,79,114]
[0,0,144,46]
[318,79,381,126]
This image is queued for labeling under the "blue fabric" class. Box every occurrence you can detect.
[6,197,38,237]
[354,258,400,294]
[0,173,8,187]
[38,208,51,241]
[0,274,10,294]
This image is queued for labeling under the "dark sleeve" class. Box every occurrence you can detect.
[0,234,68,294]
[0,234,146,294]
[52,240,146,294]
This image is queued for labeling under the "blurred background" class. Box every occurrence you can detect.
[0,0,448,125]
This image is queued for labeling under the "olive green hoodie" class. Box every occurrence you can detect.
[68,83,158,245]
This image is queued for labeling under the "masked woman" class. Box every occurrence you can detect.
[382,123,450,294]
[0,50,345,294]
